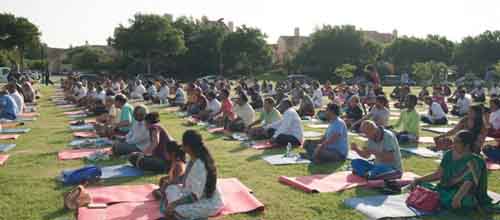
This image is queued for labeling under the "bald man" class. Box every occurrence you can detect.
[351,120,403,181]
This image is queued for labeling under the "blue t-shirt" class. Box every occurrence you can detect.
[324,117,348,157]
[0,95,18,120]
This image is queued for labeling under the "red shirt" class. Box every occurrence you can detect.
[221,98,236,120]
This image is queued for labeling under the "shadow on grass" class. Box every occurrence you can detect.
[42,208,68,220]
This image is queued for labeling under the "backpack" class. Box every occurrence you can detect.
[63,185,91,210]
[62,166,102,186]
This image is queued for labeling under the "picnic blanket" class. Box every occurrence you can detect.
[73,131,98,138]
[278,171,419,193]
[0,134,19,140]
[0,154,9,165]
[58,148,112,160]
[400,147,443,158]
[262,154,311,165]
[77,178,264,220]
[0,144,16,152]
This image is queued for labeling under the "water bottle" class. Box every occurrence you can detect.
[286,143,292,157]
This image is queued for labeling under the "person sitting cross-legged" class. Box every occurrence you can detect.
[264,99,304,148]
[227,93,255,132]
[302,103,348,164]
[0,90,18,121]
[388,94,420,145]
[450,89,472,117]
[421,96,448,125]
[112,105,150,156]
[246,97,282,140]
[351,120,403,180]
[197,91,221,122]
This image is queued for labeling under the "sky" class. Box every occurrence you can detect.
[3,0,500,48]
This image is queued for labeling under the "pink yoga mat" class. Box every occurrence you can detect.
[250,140,274,150]
[78,178,264,220]
[73,131,98,138]
[58,148,111,160]
[86,184,158,204]
[279,171,419,193]
[0,154,9,165]
[0,134,19,140]
[19,112,39,118]
[64,110,86,116]
[207,127,226,133]
[487,160,500,170]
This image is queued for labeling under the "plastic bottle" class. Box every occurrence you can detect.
[286,143,292,157]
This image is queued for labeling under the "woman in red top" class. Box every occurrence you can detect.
[213,89,235,127]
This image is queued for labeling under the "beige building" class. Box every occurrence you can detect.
[274,28,310,65]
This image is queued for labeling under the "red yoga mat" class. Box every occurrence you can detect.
[58,148,111,160]
[73,131,98,138]
[86,184,158,204]
[0,134,19,140]
[0,154,9,165]
[487,160,500,171]
[77,178,264,220]
[64,110,86,116]
[279,171,419,193]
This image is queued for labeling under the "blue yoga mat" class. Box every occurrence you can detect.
[0,144,16,152]
[60,164,144,181]
[0,128,31,134]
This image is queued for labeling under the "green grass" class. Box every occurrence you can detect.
[0,85,500,220]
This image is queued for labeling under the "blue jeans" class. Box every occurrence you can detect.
[351,159,402,180]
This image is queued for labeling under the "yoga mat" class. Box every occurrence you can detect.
[246,140,273,150]
[262,154,311,165]
[418,136,435,144]
[216,178,265,216]
[68,114,88,119]
[58,104,78,109]
[19,112,39,118]
[100,164,144,179]
[346,150,375,161]
[207,127,228,134]
[70,119,96,125]
[344,193,435,219]
[175,112,188,117]
[0,154,9,165]
[279,171,419,193]
[400,147,443,158]
[58,148,111,160]
[303,131,323,139]
[0,134,19,140]
[486,160,500,171]
[64,110,86,115]
[86,184,158,204]
[73,131,98,138]
[0,144,16,152]
[69,138,112,148]
[70,124,95,131]
[422,127,453,134]
[78,201,161,220]
[0,128,31,134]
[306,124,329,129]
[232,133,249,141]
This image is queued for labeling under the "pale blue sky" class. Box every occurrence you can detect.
[3,0,500,48]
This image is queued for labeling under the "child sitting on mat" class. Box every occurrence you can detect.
[161,130,223,220]
[351,120,403,181]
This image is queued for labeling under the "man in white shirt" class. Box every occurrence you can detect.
[155,81,170,104]
[203,91,221,119]
[312,82,323,108]
[112,105,151,156]
[73,82,88,103]
[451,89,471,117]
[265,99,304,147]
[6,83,24,114]
[131,80,147,100]
[421,96,448,125]
[229,93,255,131]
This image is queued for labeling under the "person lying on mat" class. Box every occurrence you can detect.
[213,89,236,128]
[387,94,420,145]
[129,112,177,172]
[421,96,448,125]
[351,95,390,129]
[0,91,18,120]
[450,89,471,117]
[6,83,24,115]
[264,99,304,148]
[433,105,487,154]
[247,97,282,140]
[302,103,348,163]
[161,130,223,220]
[227,93,255,132]
[154,139,187,200]
[197,91,221,122]
[351,120,403,180]
[343,95,364,132]
[112,105,150,156]
[409,130,499,211]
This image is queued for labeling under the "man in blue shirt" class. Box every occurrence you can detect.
[302,103,348,163]
[0,91,18,120]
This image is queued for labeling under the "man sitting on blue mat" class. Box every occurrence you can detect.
[351,120,403,182]
[0,90,18,120]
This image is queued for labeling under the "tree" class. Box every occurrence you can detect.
[411,61,448,85]
[109,14,186,74]
[334,64,357,81]
[454,31,500,75]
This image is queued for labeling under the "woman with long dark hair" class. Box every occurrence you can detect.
[434,105,487,154]
[162,130,222,219]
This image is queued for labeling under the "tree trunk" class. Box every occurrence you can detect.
[19,46,24,73]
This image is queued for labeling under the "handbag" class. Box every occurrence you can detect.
[64,185,91,210]
[406,185,440,212]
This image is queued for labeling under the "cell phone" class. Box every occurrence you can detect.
[87,203,107,209]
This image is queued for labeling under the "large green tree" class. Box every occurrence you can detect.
[454,31,500,75]
[109,13,186,74]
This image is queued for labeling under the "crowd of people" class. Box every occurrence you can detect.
[57,65,500,218]
[0,79,37,121]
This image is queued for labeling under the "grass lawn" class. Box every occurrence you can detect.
[0,85,500,220]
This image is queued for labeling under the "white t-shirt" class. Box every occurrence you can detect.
[233,103,255,126]
[126,121,151,151]
[132,84,147,99]
[75,87,87,101]
[207,99,221,116]
[147,85,157,97]
[456,94,472,115]
[266,108,304,141]
[312,88,323,108]
[157,86,170,100]
[9,91,24,114]
[96,91,106,102]
[490,109,500,130]
[430,102,447,120]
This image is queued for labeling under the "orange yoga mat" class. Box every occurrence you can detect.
[58,148,111,160]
